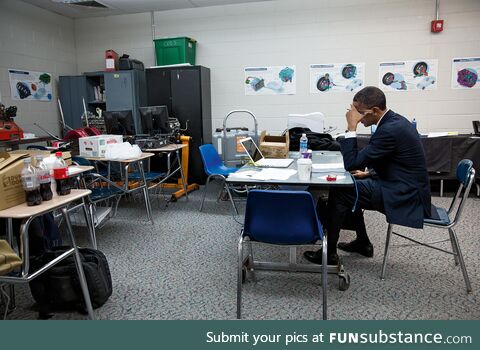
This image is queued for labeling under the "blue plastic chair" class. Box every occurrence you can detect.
[381,159,475,293]
[237,190,328,319]
[199,144,238,214]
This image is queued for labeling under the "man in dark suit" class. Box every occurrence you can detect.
[305,86,433,265]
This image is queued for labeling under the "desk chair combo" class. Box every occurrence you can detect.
[237,190,350,320]
[199,144,239,214]
[381,159,475,293]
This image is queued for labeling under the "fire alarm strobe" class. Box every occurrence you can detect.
[431,19,444,33]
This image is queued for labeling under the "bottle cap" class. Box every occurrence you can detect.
[55,151,62,157]
[24,157,31,164]
[35,155,44,160]
[302,133,306,137]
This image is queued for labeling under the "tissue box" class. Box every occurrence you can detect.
[259,131,290,159]
[79,135,123,158]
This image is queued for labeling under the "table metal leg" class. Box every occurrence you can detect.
[176,149,188,201]
[61,207,95,320]
[138,160,154,224]
[82,198,97,249]
[6,218,15,311]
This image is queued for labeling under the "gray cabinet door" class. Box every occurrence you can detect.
[105,72,133,111]
[59,75,87,130]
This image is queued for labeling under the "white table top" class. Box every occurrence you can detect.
[85,152,154,163]
[68,165,94,177]
[0,189,91,219]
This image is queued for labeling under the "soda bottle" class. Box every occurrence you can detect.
[34,155,53,201]
[53,152,71,196]
[21,158,42,206]
[299,133,308,156]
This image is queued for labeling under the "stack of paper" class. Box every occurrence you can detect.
[312,162,345,172]
[229,168,297,181]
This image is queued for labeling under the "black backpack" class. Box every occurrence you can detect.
[288,127,341,151]
[29,247,112,316]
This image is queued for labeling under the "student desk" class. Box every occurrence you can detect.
[144,144,189,201]
[0,189,95,319]
[85,153,155,224]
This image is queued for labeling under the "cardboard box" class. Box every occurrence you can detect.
[0,152,28,211]
[79,135,123,158]
[10,150,72,166]
[259,131,290,159]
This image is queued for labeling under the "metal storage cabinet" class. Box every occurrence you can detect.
[58,75,88,130]
[105,70,146,134]
[146,66,212,184]
[59,70,146,134]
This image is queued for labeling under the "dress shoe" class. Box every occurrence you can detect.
[337,239,374,257]
[303,250,339,265]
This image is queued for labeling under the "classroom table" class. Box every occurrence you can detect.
[144,143,189,200]
[85,153,155,224]
[0,189,95,319]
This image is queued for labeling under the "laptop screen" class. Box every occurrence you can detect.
[241,138,263,162]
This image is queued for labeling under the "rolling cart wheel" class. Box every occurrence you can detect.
[338,273,350,291]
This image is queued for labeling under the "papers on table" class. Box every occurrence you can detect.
[312,162,345,172]
[229,168,297,181]
[424,131,459,138]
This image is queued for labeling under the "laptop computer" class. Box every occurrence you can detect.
[240,137,294,168]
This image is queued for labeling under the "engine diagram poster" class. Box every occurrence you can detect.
[378,59,438,92]
[244,66,296,95]
[451,57,480,89]
[8,69,53,101]
[309,63,365,93]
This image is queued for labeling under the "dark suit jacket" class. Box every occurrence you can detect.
[340,110,432,228]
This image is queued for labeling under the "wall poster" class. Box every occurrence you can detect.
[378,59,438,92]
[451,57,480,89]
[8,69,53,101]
[309,62,365,93]
[244,66,296,95]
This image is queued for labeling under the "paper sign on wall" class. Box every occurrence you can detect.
[378,59,438,92]
[244,66,296,95]
[8,69,53,101]
[309,62,365,93]
[451,57,480,89]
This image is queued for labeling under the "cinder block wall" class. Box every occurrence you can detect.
[0,0,77,136]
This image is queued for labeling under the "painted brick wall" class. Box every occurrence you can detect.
[0,0,76,137]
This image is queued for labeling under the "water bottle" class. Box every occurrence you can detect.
[21,158,42,206]
[299,133,308,156]
[412,118,417,131]
[34,155,53,201]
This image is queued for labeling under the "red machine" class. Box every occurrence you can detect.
[0,104,24,141]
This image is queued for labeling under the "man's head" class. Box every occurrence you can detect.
[352,86,387,127]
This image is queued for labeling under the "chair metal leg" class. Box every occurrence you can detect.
[236,236,244,319]
[61,208,95,320]
[440,179,444,197]
[321,233,328,320]
[199,175,212,211]
[450,228,472,293]
[380,224,393,280]
[448,228,459,266]
[224,181,239,215]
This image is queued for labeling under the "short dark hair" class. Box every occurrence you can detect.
[353,86,386,110]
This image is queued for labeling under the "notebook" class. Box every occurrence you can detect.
[240,137,294,168]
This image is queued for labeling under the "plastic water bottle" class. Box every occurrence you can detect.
[21,158,42,206]
[34,155,53,201]
[299,133,308,156]
[412,118,417,131]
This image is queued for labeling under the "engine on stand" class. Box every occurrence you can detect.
[0,104,24,141]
